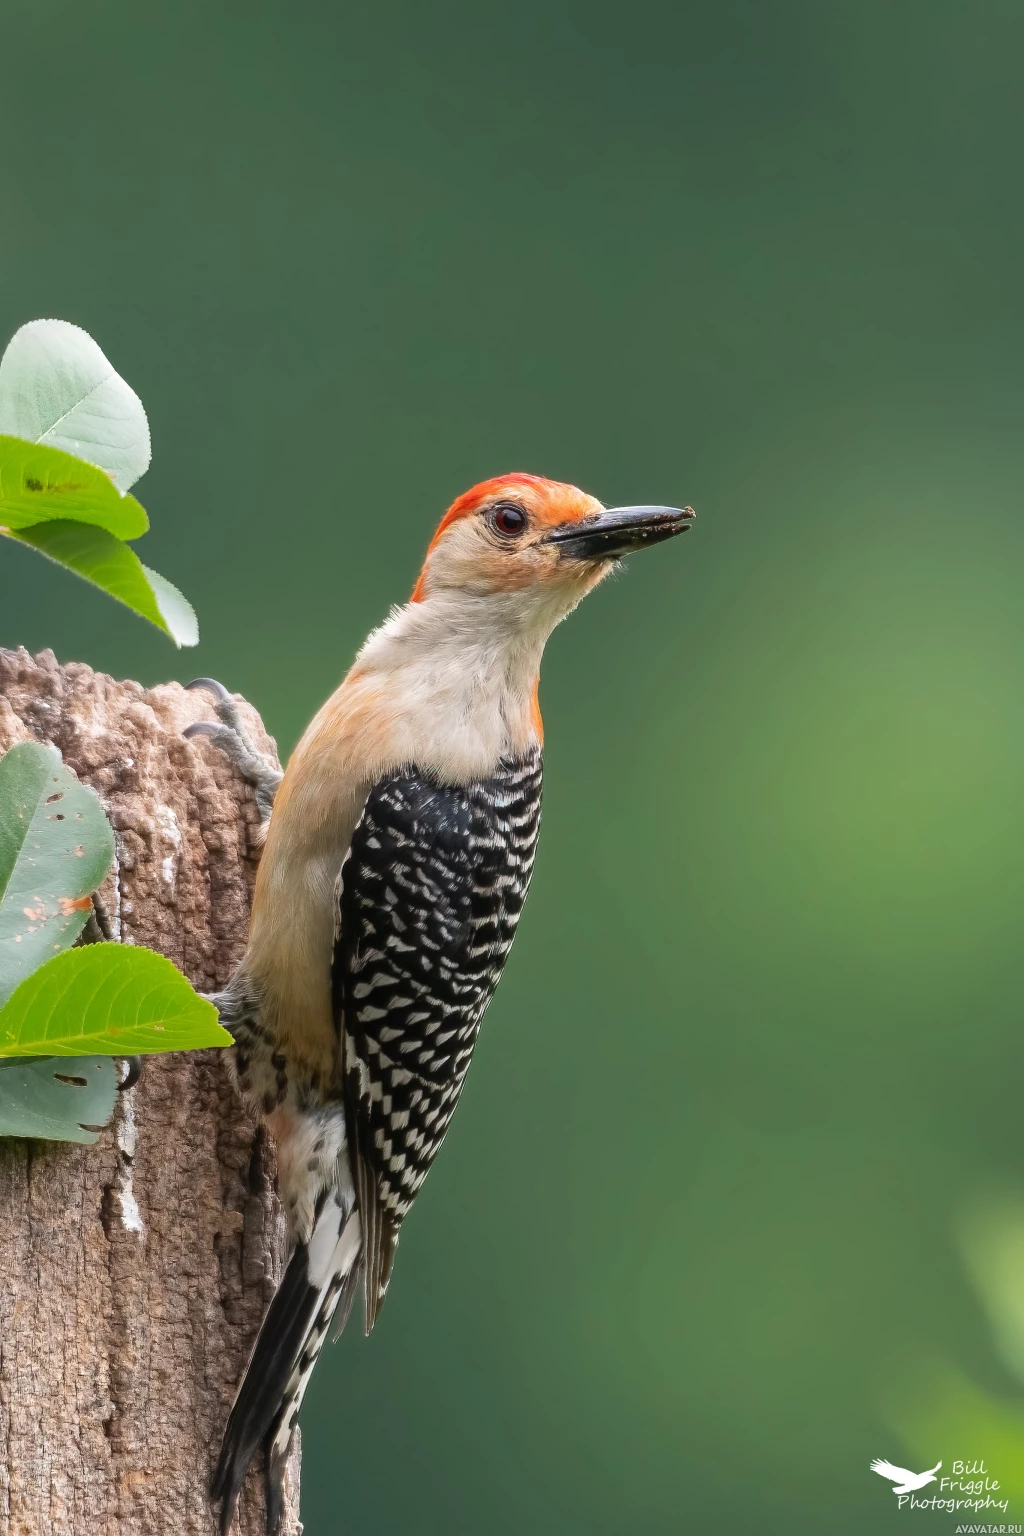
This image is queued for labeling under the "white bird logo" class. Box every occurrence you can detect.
[871,1458,942,1494]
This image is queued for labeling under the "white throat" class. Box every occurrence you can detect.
[354,588,562,779]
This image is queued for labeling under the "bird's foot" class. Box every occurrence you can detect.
[184,678,283,829]
[118,1056,142,1092]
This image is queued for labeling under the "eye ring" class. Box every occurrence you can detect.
[488,501,529,539]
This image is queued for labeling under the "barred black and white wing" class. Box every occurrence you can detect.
[335,747,542,1330]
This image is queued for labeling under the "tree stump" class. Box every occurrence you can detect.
[0,647,299,1536]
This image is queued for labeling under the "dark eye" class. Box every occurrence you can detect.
[488,502,528,538]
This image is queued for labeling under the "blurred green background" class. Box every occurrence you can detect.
[5,0,1024,1529]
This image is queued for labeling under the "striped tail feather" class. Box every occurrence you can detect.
[213,1196,362,1535]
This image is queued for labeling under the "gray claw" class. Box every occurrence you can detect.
[184,683,283,823]
[186,676,233,704]
[188,679,248,740]
[118,1056,142,1091]
[183,720,231,742]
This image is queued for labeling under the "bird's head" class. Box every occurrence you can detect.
[410,473,695,637]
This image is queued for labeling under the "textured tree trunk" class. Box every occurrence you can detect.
[0,647,299,1536]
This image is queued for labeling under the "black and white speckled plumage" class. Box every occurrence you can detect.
[214,749,543,1530]
[336,745,543,1326]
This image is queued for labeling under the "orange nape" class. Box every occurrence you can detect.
[410,473,601,603]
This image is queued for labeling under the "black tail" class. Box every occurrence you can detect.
[212,1208,361,1535]
[213,1241,320,1533]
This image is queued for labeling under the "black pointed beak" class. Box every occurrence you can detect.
[543,504,696,560]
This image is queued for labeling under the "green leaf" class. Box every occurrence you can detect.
[0,741,114,1009]
[0,435,148,537]
[0,944,232,1056]
[0,1054,118,1142]
[141,563,200,648]
[0,319,151,492]
[0,323,200,649]
[6,521,199,647]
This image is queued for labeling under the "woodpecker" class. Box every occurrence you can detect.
[186,474,695,1534]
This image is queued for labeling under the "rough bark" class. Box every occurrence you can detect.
[0,647,299,1536]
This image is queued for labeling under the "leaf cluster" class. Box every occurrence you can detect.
[0,741,230,1139]
[0,320,197,646]
[0,319,233,1139]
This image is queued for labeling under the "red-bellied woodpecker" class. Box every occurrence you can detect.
[186,474,695,1533]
